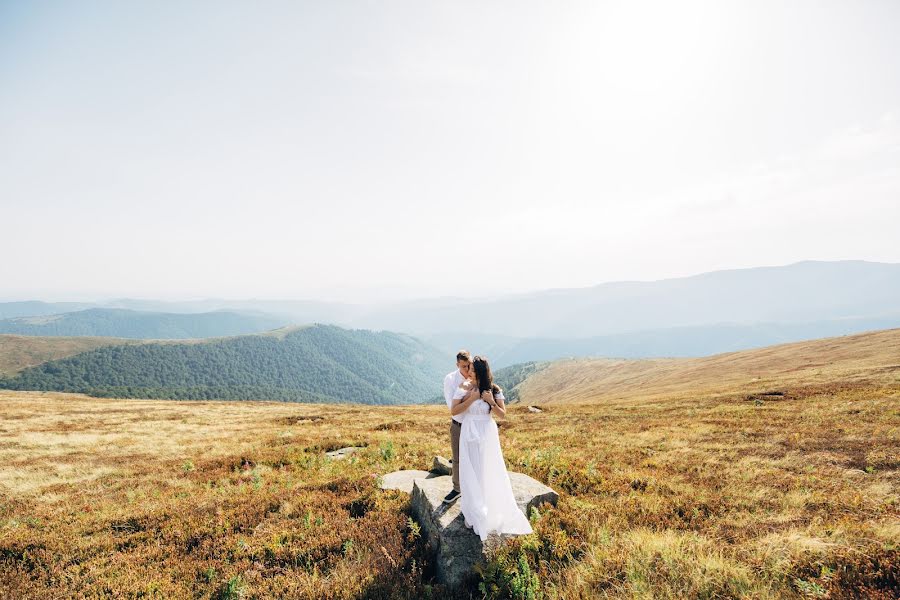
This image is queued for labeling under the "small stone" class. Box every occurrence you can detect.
[325,446,363,460]
[432,455,452,475]
[843,469,869,478]
[527,406,543,413]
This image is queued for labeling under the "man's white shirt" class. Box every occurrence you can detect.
[444,369,466,424]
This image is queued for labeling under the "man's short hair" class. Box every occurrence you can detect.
[456,350,471,363]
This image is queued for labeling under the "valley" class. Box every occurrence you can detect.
[1,331,896,598]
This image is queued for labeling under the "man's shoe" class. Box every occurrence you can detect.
[442,489,461,504]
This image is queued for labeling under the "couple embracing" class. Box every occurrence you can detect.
[442,350,532,542]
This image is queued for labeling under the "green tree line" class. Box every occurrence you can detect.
[0,325,448,404]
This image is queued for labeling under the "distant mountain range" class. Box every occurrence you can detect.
[0,308,290,339]
[2,261,899,364]
[0,298,354,324]
[0,301,96,320]
[351,260,900,338]
[0,325,447,404]
[424,313,900,367]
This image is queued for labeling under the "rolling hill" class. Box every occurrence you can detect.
[0,324,449,404]
[516,327,900,405]
[0,308,291,339]
[2,328,896,598]
[425,313,900,367]
[0,334,142,377]
[4,261,899,364]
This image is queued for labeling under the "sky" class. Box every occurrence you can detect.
[1,0,899,302]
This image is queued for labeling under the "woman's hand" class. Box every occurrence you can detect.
[481,390,495,405]
[487,389,507,419]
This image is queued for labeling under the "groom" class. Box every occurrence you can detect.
[442,350,477,504]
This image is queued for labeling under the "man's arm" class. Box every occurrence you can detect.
[446,373,477,411]
[443,375,455,406]
[451,389,481,416]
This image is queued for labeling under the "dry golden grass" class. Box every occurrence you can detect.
[1,330,898,598]
[519,328,900,405]
[0,335,142,377]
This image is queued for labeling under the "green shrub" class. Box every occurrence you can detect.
[214,575,246,600]
[478,551,543,600]
[379,440,395,461]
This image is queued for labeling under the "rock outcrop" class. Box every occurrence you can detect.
[378,458,559,588]
[405,472,558,589]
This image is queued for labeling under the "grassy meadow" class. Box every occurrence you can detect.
[1,330,899,598]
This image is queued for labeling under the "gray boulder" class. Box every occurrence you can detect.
[379,470,437,493]
[431,455,452,475]
[409,473,558,589]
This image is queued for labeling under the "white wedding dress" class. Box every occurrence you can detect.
[453,387,533,542]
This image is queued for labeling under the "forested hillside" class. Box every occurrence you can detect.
[493,361,550,403]
[0,334,140,376]
[0,325,448,404]
[0,308,290,339]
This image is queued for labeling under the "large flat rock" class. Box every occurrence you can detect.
[508,471,559,516]
[409,473,558,589]
[379,470,437,493]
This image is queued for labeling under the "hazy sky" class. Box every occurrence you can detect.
[2,0,899,302]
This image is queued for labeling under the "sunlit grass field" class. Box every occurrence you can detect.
[1,330,898,598]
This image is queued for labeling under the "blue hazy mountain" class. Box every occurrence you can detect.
[425,315,900,368]
[351,261,900,338]
[0,308,291,339]
[0,301,95,319]
[4,261,899,362]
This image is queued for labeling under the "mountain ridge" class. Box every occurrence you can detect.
[517,327,900,406]
[0,308,291,339]
[0,324,449,404]
[3,261,899,364]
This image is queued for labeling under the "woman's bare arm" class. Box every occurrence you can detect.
[482,389,507,419]
[493,394,507,419]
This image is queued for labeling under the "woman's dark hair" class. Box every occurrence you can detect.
[472,355,502,396]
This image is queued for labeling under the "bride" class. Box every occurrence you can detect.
[450,355,533,541]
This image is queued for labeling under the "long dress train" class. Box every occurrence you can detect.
[454,389,533,542]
